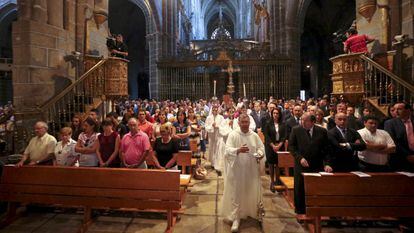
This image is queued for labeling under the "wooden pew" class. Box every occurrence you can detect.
[0,165,184,233]
[176,151,193,175]
[276,151,295,207]
[304,173,414,233]
[189,141,199,166]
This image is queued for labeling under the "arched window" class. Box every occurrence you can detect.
[210,26,231,40]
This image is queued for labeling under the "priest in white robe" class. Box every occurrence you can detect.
[222,113,265,232]
[205,105,226,172]
[233,106,256,132]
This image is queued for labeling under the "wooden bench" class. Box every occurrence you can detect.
[304,173,414,233]
[0,165,184,233]
[176,151,194,175]
[276,151,295,207]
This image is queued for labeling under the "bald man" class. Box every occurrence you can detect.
[17,121,57,167]
[288,113,332,215]
[328,113,366,172]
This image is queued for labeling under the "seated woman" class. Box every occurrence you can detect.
[153,124,179,170]
[97,119,121,167]
[75,117,100,167]
[54,127,79,166]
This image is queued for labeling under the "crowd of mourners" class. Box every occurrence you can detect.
[15,95,414,214]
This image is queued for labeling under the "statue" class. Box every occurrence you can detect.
[253,0,270,43]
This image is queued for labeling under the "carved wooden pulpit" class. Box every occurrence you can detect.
[84,56,128,99]
[330,52,365,104]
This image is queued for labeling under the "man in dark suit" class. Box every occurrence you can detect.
[384,102,414,171]
[251,101,266,132]
[260,102,276,133]
[289,113,332,215]
[328,113,366,172]
[346,106,363,130]
[282,101,292,121]
[286,105,303,137]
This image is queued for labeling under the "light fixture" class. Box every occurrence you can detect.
[93,10,108,29]
[306,65,311,69]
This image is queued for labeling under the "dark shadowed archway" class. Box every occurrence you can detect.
[109,0,148,99]
[300,0,355,98]
[0,2,17,105]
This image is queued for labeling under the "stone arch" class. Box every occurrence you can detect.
[127,0,161,98]
[202,0,237,39]
[0,2,17,58]
[0,2,17,105]
[297,0,313,35]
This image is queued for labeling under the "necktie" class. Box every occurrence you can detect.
[342,129,347,139]
[307,129,311,139]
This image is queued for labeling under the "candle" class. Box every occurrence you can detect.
[243,83,246,97]
[214,80,217,96]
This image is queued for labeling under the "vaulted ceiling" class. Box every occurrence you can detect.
[186,0,253,39]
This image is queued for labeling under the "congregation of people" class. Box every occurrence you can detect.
[14,95,414,232]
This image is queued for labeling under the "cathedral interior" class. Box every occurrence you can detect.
[0,0,413,232]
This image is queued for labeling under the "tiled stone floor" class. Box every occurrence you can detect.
[0,163,402,233]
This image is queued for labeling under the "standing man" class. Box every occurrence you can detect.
[251,101,266,132]
[17,121,57,166]
[260,101,276,131]
[120,118,150,169]
[222,114,265,232]
[205,105,226,171]
[137,109,154,142]
[286,105,303,137]
[343,28,375,54]
[289,113,332,215]
[384,102,414,171]
[328,113,366,172]
[110,34,128,59]
[358,115,395,172]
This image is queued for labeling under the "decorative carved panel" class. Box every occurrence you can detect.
[330,53,365,104]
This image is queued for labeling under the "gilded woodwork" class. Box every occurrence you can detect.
[330,53,365,104]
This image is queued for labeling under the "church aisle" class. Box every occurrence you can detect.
[0,163,401,233]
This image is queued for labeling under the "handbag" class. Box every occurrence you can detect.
[194,165,207,180]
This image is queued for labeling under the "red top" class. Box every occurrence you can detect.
[344,34,369,53]
[98,131,119,165]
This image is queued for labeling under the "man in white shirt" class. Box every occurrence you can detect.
[17,121,57,166]
[358,115,396,172]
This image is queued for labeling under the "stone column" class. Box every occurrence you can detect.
[148,32,161,98]
[377,0,390,50]
[47,0,63,28]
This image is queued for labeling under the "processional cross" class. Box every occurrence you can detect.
[222,60,240,95]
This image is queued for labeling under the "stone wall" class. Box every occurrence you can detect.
[401,0,413,82]
[355,0,413,81]
[12,0,109,114]
[11,0,110,130]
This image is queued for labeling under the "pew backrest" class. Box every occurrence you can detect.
[304,173,414,218]
[0,166,182,210]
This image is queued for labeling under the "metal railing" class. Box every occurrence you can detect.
[361,54,414,106]
[38,58,108,134]
[157,59,293,100]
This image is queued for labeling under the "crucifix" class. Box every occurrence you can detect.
[222,60,240,95]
